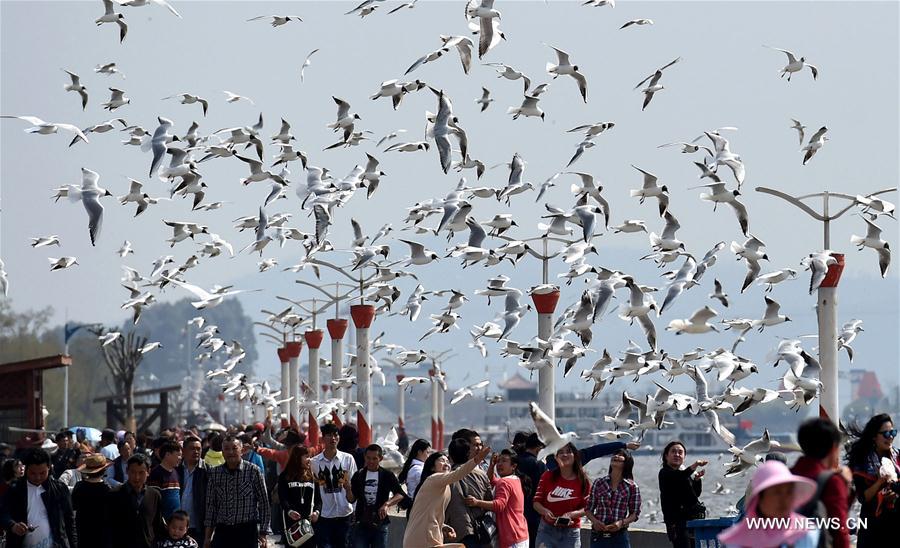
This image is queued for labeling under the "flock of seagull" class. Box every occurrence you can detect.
[1,0,897,479]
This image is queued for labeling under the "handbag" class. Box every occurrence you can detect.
[472,513,498,545]
[685,500,707,520]
[286,519,314,547]
[284,482,316,547]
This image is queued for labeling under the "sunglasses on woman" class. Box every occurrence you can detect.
[879,429,897,439]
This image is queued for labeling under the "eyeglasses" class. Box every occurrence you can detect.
[879,429,897,439]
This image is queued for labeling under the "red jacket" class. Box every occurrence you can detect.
[791,456,851,548]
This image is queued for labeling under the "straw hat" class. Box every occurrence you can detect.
[77,453,111,475]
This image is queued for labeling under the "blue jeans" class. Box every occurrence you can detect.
[313,516,351,548]
[590,531,631,548]
[351,522,389,548]
[535,521,581,548]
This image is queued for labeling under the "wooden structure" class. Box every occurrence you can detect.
[93,385,180,432]
[0,355,71,435]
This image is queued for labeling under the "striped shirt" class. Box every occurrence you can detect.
[587,475,641,525]
[204,460,270,535]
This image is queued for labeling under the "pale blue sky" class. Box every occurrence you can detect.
[2,1,898,412]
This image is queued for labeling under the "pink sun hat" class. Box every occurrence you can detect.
[718,461,818,547]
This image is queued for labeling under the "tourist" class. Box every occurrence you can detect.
[338,424,366,469]
[72,453,113,548]
[532,442,590,548]
[516,433,546,548]
[277,445,321,545]
[847,413,899,547]
[106,439,133,487]
[718,461,820,548]
[177,435,208,542]
[258,418,304,473]
[398,439,431,504]
[445,437,493,548]
[52,430,80,479]
[344,444,406,548]
[109,453,166,548]
[156,510,199,548]
[465,449,530,548]
[58,450,87,491]
[403,444,492,547]
[791,418,852,548]
[100,428,120,461]
[0,458,24,498]
[203,435,271,548]
[658,440,706,548]
[311,422,357,548]
[585,449,641,548]
[239,432,266,472]
[0,448,77,548]
[203,434,225,468]
[149,440,183,521]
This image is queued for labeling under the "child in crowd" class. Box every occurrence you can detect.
[155,510,199,548]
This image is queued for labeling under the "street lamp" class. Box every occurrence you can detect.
[755,186,897,423]
[63,321,101,428]
[293,259,381,446]
[491,232,597,422]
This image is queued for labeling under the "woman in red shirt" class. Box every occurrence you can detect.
[466,449,530,548]
[533,442,591,548]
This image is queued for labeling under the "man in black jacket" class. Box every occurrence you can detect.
[516,433,546,548]
[1,448,77,548]
[108,453,166,548]
[344,444,407,548]
[177,435,208,542]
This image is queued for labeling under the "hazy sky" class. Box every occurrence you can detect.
[2,1,898,414]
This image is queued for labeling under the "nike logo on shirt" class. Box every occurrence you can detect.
[546,486,575,502]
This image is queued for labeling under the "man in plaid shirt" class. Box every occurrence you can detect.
[203,436,271,548]
[585,450,642,547]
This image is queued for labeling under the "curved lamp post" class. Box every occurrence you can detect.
[755,186,897,423]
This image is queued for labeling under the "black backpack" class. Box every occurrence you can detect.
[796,470,836,548]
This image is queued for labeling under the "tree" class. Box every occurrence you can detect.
[93,329,148,432]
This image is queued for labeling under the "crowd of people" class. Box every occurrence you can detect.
[0,412,896,548]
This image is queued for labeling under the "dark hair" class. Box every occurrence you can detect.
[126,453,150,470]
[498,448,532,498]
[451,428,478,444]
[321,423,340,437]
[414,451,446,500]
[661,440,686,466]
[222,435,242,447]
[608,449,635,480]
[117,439,130,451]
[847,413,894,468]
[183,435,202,447]
[282,445,313,482]
[159,441,182,458]
[764,452,787,464]
[56,430,74,441]
[101,429,116,443]
[399,439,431,483]
[551,443,589,492]
[798,418,842,460]
[1,459,23,482]
[366,444,384,458]
[282,430,302,447]
[337,424,358,453]
[208,434,223,452]
[512,431,529,449]
[169,510,190,525]
[22,448,51,468]
[448,437,471,465]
